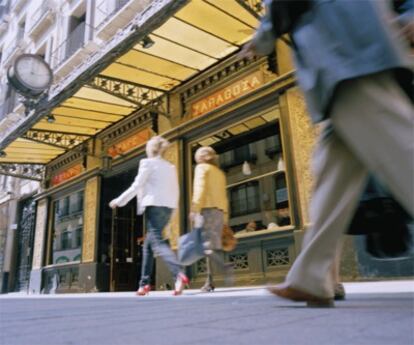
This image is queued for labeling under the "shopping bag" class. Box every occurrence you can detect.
[348,177,412,258]
[178,227,205,266]
[222,224,237,252]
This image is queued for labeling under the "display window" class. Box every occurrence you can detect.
[51,190,84,264]
[188,107,292,234]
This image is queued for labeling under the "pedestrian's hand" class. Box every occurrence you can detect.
[109,199,118,209]
[188,212,196,222]
[239,40,258,59]
[401,22,414,45]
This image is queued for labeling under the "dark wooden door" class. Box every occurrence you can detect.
[110,205,143,292]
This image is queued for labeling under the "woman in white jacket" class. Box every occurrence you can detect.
[109,136,189,296]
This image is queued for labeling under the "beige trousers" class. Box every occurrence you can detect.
[286,71,414,298]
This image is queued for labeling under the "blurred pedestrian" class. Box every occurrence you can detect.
[191,146,232,292]
[109,136,189,296]
[242,0,414,306]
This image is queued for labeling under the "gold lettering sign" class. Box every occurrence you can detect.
[107,128,151,158]
[51,164,83,186]
[191,71,264,118]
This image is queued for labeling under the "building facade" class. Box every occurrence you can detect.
[0,0,412,294]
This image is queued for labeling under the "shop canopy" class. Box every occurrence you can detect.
[0,0,264,175]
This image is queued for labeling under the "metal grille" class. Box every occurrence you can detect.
[229,253,249,270]
[15,200,36,292]
[266,248,290,267]
[197,257,207,274]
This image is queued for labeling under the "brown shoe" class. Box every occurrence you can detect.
[334,283,346,301]
[267,282,334,307]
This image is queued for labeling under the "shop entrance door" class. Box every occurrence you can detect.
[109,205,144,292]
[101,168,146,292]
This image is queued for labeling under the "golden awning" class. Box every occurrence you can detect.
[0,0,260,165]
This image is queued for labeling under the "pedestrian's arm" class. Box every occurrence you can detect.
[112,160,151,207]
[252,0,277,56]
[192,164,208,213]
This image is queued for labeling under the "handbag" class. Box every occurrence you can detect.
[178,227,205,266]
[347,177,412,258]
[222,225,237,252]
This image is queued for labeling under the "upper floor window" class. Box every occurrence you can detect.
[65,13,86,60]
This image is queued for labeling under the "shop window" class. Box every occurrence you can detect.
[61,230,71,250]
[265,134,282,158]
[51,190,84,264]
[220,144,256,170]
[189,110,292,235]
[274,173,291,226]
[230,181,260,217]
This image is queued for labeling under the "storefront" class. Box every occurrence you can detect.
[1,0,321,293]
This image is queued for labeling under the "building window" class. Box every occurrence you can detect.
[65,13,86,60]
[51,190,84,264]
[230,181,260,217]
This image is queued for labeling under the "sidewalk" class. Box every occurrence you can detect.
[2,279,414,298]
[1,280,413,345]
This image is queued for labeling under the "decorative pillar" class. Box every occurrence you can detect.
[82,176,101,263]
[276,38,317,230]
[280,87,316,229]
[162,140,182,250]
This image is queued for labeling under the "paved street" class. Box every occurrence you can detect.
[1,281,413,345]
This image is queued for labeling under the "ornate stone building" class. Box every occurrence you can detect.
[0,0,412,294]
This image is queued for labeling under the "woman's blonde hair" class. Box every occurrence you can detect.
[194,146,219,166]
[146,136,170,157]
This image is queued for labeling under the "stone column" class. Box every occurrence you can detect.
[279,87,317,229]
[276,39,317,230]
[82,176,101,263]
[162,140,182,250]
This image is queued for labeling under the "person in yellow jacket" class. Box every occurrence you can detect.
[190,146,232,292]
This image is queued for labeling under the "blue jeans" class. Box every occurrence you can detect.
[139,206,181,287]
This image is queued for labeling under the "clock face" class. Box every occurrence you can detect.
[15,55,53,90]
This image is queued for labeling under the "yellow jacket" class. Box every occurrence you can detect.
[192,163,229,217]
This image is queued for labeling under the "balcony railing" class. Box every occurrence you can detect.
[10,0,26,13]
[96,0,129,31]
[27,0,55,36]
[0,92,19,121]
[0,1,10,22]
[51,22,87,69]
[2,38,22,64]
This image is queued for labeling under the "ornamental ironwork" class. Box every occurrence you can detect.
[0,163,44,181]
[23,129,91,150]
[235,0,265,19]
[229,253,249,270]
[15,199,36,292]
[266,248,290,267]
[197,257,207,274]
[88,75,164,107]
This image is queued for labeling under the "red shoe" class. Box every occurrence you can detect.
[173,273,189,296]
[267,282,334,307]
[136,285,151,296]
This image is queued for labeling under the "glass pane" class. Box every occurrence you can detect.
[52,191,84,264]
